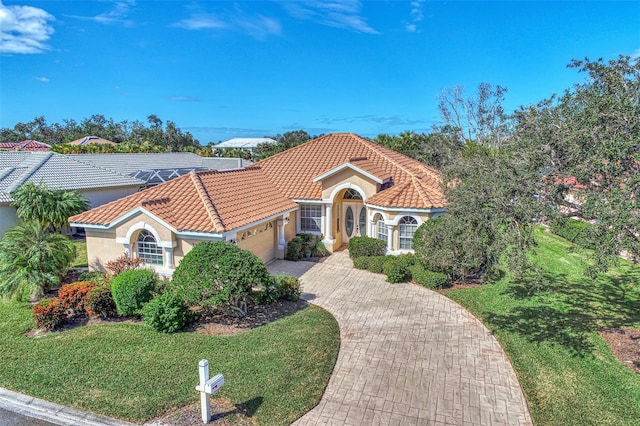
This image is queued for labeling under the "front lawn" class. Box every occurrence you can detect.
[446,228,640,426]
[0,302,339,425]
[71,238,88,268]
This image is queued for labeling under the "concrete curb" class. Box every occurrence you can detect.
[0,388,137,426]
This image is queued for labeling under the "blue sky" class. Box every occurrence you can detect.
[1,1,638,144]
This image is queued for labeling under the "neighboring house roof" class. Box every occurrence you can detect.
[70,153,248,186]
[215,138,277,149]
[68,136,117,146]
[69,167,298,233]
[0,140,51,151]
[0,152,145,204]
[256,133,445,209]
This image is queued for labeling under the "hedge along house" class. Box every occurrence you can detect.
[69,133,446,274]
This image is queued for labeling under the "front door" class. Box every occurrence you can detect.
[342,202,365,243]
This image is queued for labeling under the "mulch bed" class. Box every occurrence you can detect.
[599,327,640,375]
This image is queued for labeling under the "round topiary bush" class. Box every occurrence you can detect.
[110,269,157,316]
[347,236,386,259]
[140,291,193,333]
[171,241,271,316]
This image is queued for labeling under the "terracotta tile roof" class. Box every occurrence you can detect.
[255,133,445,209]
[69,167,298,233]
[0,140,51,151]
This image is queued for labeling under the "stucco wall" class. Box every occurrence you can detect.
[115,212,175,243]
[320,169,378,200]
[82,186,143,208]
[0,204,19,237]
[284,211,297,241]
[86,230,120,271]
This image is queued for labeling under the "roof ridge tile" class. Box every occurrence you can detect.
[189,172,225,232]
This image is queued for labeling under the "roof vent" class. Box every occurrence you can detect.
[142,197,170,206]
[349,156,368,162]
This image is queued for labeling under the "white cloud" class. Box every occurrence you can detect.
[0,2,55,54]
[631,48,640,60]
[34,76,49,82]
[283,1,378,34]
[67,0,136,26]
[320,114,427,127]
[404,0,425,33]
[166,95,201,102]
[172,9,281,40]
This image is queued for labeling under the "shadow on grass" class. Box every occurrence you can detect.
[485,268,640,357]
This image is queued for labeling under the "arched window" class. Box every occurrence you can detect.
[343,188,363,200]
[374,213,387,242]
[398,216,418,250]
[137,230,163,265]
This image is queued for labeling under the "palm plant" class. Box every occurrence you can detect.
[0,222,76,300]
[11,182,89,231]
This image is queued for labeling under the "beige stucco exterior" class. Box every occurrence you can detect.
[320,168,379,201]
[236,220,277,263]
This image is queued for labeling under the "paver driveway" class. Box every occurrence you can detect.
[268,251,532,426]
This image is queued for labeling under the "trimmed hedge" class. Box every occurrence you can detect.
[550,218,591,246]
[85,286,117,319]
[33,297,67,330]
[352,256,370,270]
[367,256,388,274]
[110,269,157,316]
[348,236,386,259]
[410,264,449,289]
[140,292,193,333]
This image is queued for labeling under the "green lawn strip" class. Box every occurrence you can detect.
[71,239,88,268]
[446,228,640,426]
[0,303,339,425]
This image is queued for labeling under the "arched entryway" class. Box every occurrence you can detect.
[336,187,366,246]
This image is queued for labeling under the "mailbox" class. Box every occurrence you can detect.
[204,373,224,395]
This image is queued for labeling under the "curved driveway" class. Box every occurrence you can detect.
[269,251,532,426]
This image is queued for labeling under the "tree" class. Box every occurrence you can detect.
[438,83,512,148]
[514,55,640,274]
[0,222,76,300]
[11,182,89,231]
[255,130,315,160]
[374,130,462,168]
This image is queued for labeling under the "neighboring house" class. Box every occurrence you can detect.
[68,136,117,146]
[0,140,51,151]
[214,137,276,157]
[0,152,145,235]
[70,133,446,274]
[70,153,247,186]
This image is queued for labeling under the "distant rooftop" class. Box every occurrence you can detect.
[215,138,277,150]
[68,136,117,146]
[0,140,51,152]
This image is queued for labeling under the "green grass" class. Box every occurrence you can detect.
[446,228,640,426]
[0,303,339,425]
[71,239,88,268]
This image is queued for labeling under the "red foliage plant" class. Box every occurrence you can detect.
[106,253,143,276]
[33,298,67,330]
[58,281,97,315]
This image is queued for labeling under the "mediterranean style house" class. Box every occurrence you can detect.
[69,133,446,275]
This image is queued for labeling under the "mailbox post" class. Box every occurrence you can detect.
[195,359,224,424]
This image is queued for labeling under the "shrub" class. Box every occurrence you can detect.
[33,297,67,330]
[312,239,330,257]
[550,219,591,246]
[273,275,301,301]
[171,241,271,316]
[348,236,386,259]
[367,256,388,274]
[383,258,410,283]
[352,256,370,270]
[85,286,117,319]
[78,271,110,286]
[106,253,143,276]
[285,237,304,260]
[110,269,157,316]
[410,264,449,289]
[58,281,97,315]
[140,292,193,333]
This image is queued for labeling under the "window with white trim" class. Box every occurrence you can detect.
[300,204,322,233]
[137,230,163,265]
[398,216,418,250]
[374,214,387,242]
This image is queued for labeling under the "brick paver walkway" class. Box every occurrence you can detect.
[268,251,532,426]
